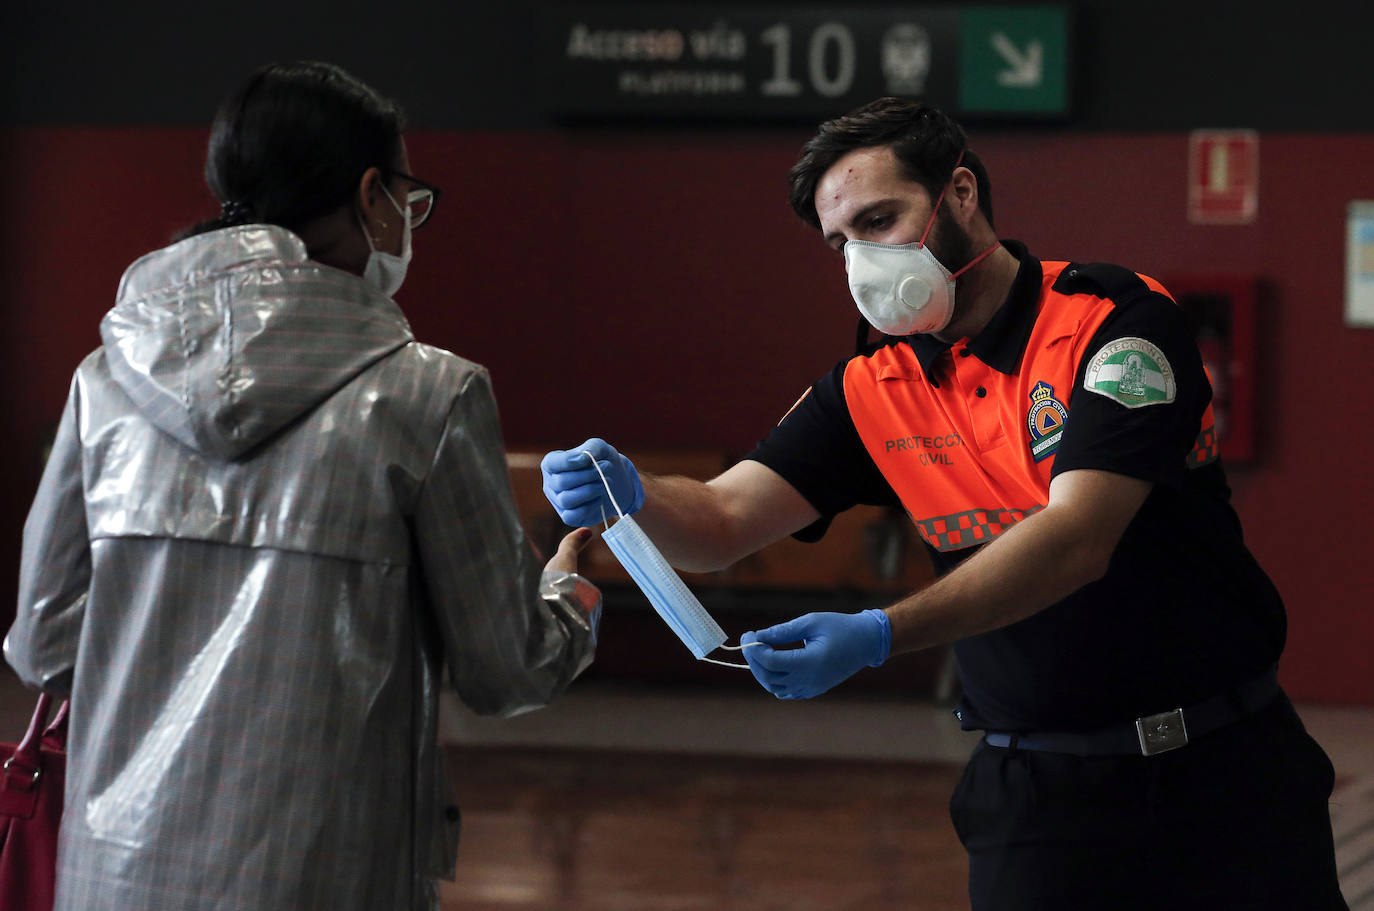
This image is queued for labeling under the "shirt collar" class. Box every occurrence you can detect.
[906,239,1042,378]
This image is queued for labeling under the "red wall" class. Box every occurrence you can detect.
[3,127,1372,703]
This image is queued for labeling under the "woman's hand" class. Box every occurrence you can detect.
[543,527,595,576]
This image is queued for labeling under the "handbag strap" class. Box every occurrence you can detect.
[4,693,55,776]
[41,699,69,752]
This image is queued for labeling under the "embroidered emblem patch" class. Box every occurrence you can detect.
[1083,337,1176,409]
[1026,381,1068,462]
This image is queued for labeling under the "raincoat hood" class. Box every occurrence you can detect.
[102,225,414,460]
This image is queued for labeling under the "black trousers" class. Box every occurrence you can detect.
[950,694,1347,910]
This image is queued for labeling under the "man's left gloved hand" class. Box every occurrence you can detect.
[740,609,892,699]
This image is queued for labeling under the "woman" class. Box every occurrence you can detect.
[4,61,600,911]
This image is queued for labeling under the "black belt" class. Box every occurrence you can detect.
[983,668,1281,757]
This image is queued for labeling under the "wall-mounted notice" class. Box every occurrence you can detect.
[545,4,1069,121]
[1188,130,1259,225]
[1346,201,1374,328]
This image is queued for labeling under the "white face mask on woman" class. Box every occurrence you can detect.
[359,183,412,298]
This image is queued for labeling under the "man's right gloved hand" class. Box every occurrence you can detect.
[541,438,645,527]
[740,609,892,700]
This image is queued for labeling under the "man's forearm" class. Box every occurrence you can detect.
[885,504,1110,654]
[629,460,822,574]
[632,473,746,572]
[885,470,1152,655]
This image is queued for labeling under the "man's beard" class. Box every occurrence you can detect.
[927,204,973,275]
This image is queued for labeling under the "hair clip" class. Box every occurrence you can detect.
[221,200,254,222]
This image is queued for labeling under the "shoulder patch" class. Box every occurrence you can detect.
[1026,381,1069,461]
[1083,337,1176,408]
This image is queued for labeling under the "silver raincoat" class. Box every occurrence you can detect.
[5,225,600,911]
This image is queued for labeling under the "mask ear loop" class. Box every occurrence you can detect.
[583,451,625,521]
[921,149,1001,277]
[582,450,764,669]
[702,641,766,669]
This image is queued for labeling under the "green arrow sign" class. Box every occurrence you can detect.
[959,6,1068,115]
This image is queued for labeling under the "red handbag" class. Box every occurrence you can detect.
[0,692,68,911]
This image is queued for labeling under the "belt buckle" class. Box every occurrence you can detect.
[1135,708,1188,756]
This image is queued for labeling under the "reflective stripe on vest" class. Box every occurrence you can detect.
[914,504,1046,552]
[1187,422,1219,469]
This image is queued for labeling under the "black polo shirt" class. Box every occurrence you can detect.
[748,241,1286,731]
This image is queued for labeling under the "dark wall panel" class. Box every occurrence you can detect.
[3,126,1373,703]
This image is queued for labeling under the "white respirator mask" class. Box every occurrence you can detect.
[843,151,999,337]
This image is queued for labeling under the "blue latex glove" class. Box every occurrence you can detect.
[541,438,645,527]
[741,609,892,699]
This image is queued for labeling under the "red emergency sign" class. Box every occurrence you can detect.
[1188,130,1259,225]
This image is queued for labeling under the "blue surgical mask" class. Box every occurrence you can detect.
[586,453,759,667]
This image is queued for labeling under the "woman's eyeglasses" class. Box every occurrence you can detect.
[386,170,442,230]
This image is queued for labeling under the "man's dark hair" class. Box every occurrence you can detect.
[179,61,406,239]
[787,97,993,231]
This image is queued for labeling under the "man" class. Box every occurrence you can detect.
[541,99,1345,908]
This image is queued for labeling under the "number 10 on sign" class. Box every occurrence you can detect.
[760,22,857,98]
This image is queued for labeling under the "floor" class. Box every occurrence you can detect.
[440,747,967,911]
[437,678,1374,910]
[436,678,978,911]
[4,668,1372,909]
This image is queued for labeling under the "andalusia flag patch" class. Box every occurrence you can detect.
[1083,337,1176,408]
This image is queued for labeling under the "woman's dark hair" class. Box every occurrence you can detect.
[178,61,406,239]
[787,98,994,231]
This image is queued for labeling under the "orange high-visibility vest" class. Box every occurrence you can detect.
[843,261,1217,554]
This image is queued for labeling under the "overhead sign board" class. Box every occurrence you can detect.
[959,6,1068,115]
[544,4,1071,121]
